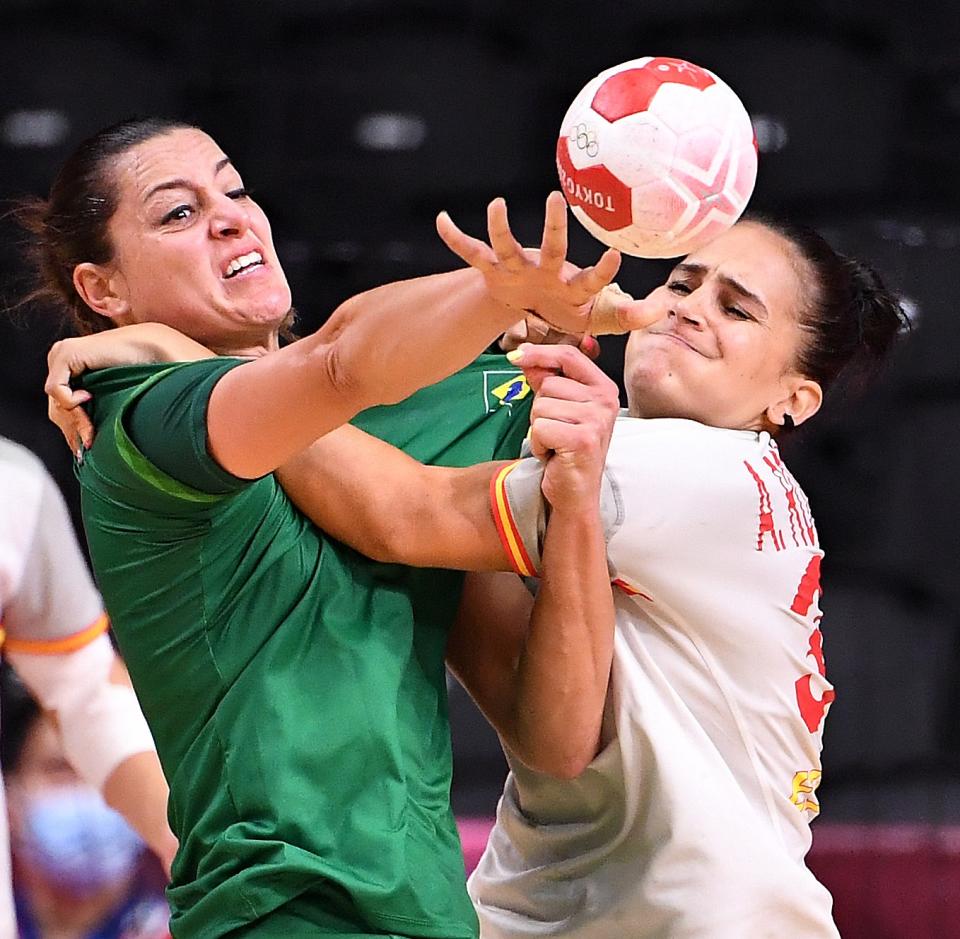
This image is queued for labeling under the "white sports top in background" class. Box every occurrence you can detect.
[478,416,840,938]
[0,438,107,939]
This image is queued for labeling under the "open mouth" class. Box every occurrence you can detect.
[224,250,264,279]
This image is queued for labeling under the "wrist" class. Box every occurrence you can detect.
[543,485,606,521]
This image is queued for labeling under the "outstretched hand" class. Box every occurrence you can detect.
[438,191,661,337]
[437,191,618,336]
[507,343,620,512]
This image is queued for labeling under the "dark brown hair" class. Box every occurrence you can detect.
[15,117,194,334]
[747,214,909,396]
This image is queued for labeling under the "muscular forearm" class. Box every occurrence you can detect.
[277,426,513,571]
[306,268,516,409]
[209,269,519,478]
[511,504,615,778]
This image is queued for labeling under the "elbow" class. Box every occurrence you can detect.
[512,736,599,781]
[545,750,596,781]
[314,298,408,408]
[536,760,590,782]
[302,322,383,413]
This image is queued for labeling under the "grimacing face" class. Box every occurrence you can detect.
[623,222,822,432]
[76,127,293,356]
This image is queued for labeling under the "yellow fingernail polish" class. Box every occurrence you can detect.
[506,349,524,364]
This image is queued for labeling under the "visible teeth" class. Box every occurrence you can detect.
[225,251,263,277]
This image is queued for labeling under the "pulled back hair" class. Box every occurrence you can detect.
[747,214,909,396]
[14,117,195,335]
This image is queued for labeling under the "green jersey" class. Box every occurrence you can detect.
[77,354,533,938]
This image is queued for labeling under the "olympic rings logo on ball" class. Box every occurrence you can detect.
[572,123,599,158]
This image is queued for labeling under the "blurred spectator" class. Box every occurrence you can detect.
[0,435,175,937]
[1,670,170,939]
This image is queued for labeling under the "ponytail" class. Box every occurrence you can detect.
[747,214,909,394]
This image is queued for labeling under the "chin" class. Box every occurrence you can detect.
[626,377,700,423]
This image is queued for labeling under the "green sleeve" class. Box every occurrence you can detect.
[125,358,255,495]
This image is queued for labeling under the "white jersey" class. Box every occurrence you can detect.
[0,438,107,939]
[478,416,839,938]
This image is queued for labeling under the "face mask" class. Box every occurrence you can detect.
[16,785,144,897]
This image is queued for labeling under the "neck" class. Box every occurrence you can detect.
[209,332,281,358]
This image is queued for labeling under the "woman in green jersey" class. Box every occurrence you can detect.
[18,117,637,939]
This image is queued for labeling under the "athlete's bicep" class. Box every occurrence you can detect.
[276,426,513,570]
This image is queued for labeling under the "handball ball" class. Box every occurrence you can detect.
[556,56,758,258]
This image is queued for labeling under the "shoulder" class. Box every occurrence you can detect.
[89,359,246,446]
[0,437,46,508]
[607,417,772,497]
[0,435,46,478]
[602,420,800,559]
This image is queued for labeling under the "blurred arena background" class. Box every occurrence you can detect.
[1,1,959,935]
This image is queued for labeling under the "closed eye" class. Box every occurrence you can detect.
[226,187,252,200]
[667,280,692,295]
[725,306,752,321]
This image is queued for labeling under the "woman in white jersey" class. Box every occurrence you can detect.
[461,216,906,939]
[43,214,904,937]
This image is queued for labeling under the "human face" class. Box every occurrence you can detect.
[6,715,78,840]
[623,222,817,431]
[100,128,292,354]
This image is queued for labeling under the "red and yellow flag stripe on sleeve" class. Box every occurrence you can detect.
[2,612,109,655]
[490,461,538,578]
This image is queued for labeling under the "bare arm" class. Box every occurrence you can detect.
[447,345,619,778]
[48,195,625,480]
[208,193,627,479]
[12,647,177,876]
[277,427,514,570]
[99,657,177,876]
[207,266,518,477]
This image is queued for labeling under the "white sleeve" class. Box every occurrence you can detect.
[2,453,104,650]
[0,441,156,790]
[489,451,622,577]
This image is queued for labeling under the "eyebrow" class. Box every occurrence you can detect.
[673,262,769,316]
[144,156,233,200]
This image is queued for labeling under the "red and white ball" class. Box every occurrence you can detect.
[556,56,758,258]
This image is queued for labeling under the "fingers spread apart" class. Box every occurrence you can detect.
[486,198,525,272]
[538,191,569,274]
[436,210,497,273]
[567,248,622,306]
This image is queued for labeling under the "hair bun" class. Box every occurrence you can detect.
[842,254,910,362]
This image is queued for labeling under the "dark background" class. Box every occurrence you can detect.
[2,2,959,934]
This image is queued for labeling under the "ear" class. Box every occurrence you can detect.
[72,262,131,322]
[766,376,823,430]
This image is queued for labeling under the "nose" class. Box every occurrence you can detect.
[671,292,705,329]
[210,193,250,239]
